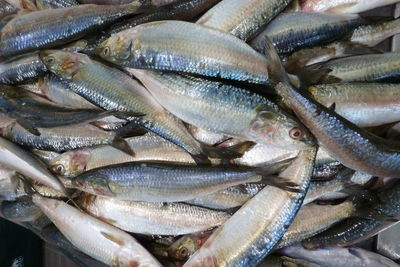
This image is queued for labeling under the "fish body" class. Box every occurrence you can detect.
[0,3,146,57]
[184,147,316,266]
[309,83,400,127]
[35,0,80,9]
[2,196,42,222]
[131,69,313,150]
[197,0,291,41]
[32,194,162,266]
[80,195,229,235]
[100,20,272,85]
[72,162,266,202]
[250,12,361,55]
[0,0,18,20]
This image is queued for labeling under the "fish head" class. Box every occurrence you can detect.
[72,174,114,197]
[39,50,87,80]
[249,106,315,150]
[98,34,133,65]
[168,236,199,260]
[49,150,91,178]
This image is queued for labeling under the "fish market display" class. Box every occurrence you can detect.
[0,1,399,266]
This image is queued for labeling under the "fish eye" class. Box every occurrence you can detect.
[45,56,55,66]
[178,247,189,258]
[52,164,65,175]
[102,46,110,56]
[289,127,303,140]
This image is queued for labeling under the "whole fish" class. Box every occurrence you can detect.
[0,136,64,192]
[130,69,313,151]
[35,0,80,9]
[167,232,212,261]
[299,52,400,84]
[281,245,398,267]
[276,80,400,178]
[49,134,196,178]
[303,181,400,248]
[184,147,316,266]
[0,51,47,84]
[100,20,276,85]
[108,0,222,35]
[301,0,400,14]
[185,183,266,210]
[71,161,294,202]
[250,12,362,55]
[308,83,400,127]
[40,50,234,162]
[196,0,291,41]
[0,2,147,57]
[276,201,357,249]
[80,194,230,235]
[0,86,112,131]
[284,18,400,71]
[32,194,162,266]
[1,196,43,222]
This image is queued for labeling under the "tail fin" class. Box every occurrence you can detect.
[257,174,301,193]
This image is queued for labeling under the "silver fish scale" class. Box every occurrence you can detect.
[0,53,47,84]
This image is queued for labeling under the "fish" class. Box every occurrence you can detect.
[196,0,291,41]
[284,18,400,71]
[276,80,400,178]
[35,0,80,9]
[298,52,400,85]
[250,12,362,55]
[185,183,266,210]
[108,0,222,35]
[1,196,43,222]
[130,69,314,151]
[0,136,65,192]
[303,180,400,248]
[49,133,197,178]
[71,161,296,202]
[0,51,47,84]
[300,0,400,14]
[41,50,236,162]
[80,194,230,235]
[32,194,162,266]
[308,83,400,127]
[167,232,212,261]
[280,244,398,267]
[99,20,276,86]
[184,147,316,266]
[0,86,114,131]
[276,201,357,249]
[0,2,147,57]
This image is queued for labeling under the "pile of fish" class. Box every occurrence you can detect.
[2,0,400,266]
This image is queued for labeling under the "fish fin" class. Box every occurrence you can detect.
[226,141,255,155]
[257,174,301,193]
[111,138,135,156]
[325,2,357,13]
[16,119,41,136]
[342,42,383,56]
[200,143,246,159]
[359,15,395,24]
[114,121,147,138]
[328,102,336,111]
[101,231,125,246]
[294,66,338,86]
[191,154,212,166]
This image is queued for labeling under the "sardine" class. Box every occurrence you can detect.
[281,245,398,267]
[304,181,400,248]
[32,194,162,266]
[100,20,275,85]
[196,0,291,41]
[130,69,313,151]
[0,136,64,192]
[309,83,400,127]
[184,147,316,266]
[299,52,400,84]
[71,161,293,202]
[80,194,230,235]
[301,0,400,14]
[49,133,196,177]
[41,50,231,162]
[276,81,400,178]
[0,2,147,57]
[250,12,362,55]
[0,51,47,84]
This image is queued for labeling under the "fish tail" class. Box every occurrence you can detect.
[256,172,302,193]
